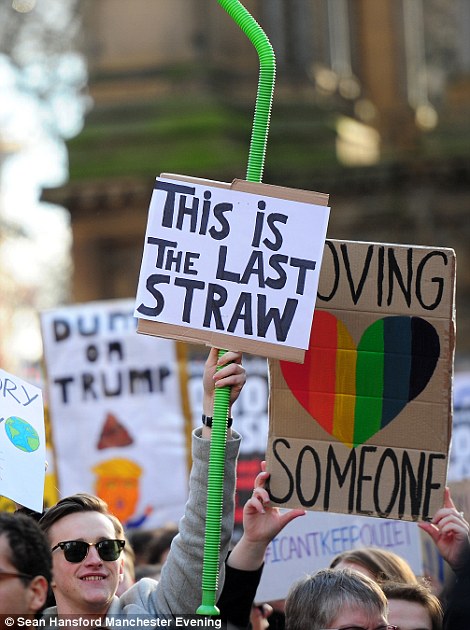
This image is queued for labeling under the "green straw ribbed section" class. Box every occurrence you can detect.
[197,0,275,616]
[197,350,230,616]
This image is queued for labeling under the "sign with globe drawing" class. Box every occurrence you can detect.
[0,369,46,512]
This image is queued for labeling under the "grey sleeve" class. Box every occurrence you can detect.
[152,427,241,616]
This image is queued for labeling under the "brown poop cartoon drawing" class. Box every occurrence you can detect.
[97,412,133,450]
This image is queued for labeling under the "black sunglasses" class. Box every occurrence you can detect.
[51,539,125,563]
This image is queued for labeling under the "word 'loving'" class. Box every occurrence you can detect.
[136,181,318,343]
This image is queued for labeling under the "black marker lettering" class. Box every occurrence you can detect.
[86,344,99,362]
[356,446,377,516]
[209,202,232,240]
[227,293,253,335]
[251,202,266,247]
[102,372,122,397]
[240,251,265,287]
[146,237,178,269]
[373,448,400,518]
[155,180,195,228]
[176,194,199,232]
[257,295,298,342]
[416,251,447,310]
[82,373,98,401]
[165,247,183,272]
[318,240,340,301]
[54,377,74,404]
[387,247,413,307]
[290,257,317,295]
[108,341,124,362]
[203,283,228,329]
[266,254,288,290]
[183,252,200,275]
[296,446,321,507]
[399,451,425,519]
[174,277,205,323]
[263,213,288,251]
[53,318,70,342]
[216,246,240,283]
[200,190,212,235]
[422,453,445,520]
[269,438,294,503]
[136,274,170,317]
[377,245,385,307]
[342,243,374,305]
[324,446,357,512]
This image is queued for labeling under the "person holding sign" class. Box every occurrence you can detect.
[218,461,305,628]
[418,487,470,573]
[38,348,245,621]
[0,512,52,617]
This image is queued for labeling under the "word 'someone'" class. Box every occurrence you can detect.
[268,438,445,521]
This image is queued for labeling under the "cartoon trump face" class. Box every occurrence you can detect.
[92,458,142,524]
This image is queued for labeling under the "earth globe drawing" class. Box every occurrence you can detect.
[3,416,40,452]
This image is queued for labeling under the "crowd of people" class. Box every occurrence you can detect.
[1,348,469,629]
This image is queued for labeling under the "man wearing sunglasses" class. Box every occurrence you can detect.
[284,568,393,630]
[39,348,245,621]
[0,512,52,617]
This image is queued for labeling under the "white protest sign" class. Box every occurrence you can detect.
[255,510,423,602]
[448,372,470,481]
[41,299,188,529]
[0,369,45,512]
[135,175,330,360]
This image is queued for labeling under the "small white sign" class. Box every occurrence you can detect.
[448,372,470,481]
[255,510,423,602]
[135,177,330,350]
[0,369,45,511]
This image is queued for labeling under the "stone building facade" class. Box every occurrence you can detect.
[44,0,470,361]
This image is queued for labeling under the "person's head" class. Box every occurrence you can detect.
[39,493,125,616]
[382,581,443,630]
[330,547,418,585]
[285,568,389,630]
[0,512,52,616]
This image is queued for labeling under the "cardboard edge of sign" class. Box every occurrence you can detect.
[136,173,331,363]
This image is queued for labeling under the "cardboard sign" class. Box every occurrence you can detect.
[0,369,45,512]
[41,299,189,529]
[266,240,455,521]
[135,174,330,362]
[256,510,423,602]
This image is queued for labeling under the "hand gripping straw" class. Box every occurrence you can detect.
[197,0,275,616]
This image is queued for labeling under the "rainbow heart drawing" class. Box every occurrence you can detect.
[280,311,440,448]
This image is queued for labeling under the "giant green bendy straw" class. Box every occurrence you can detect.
[197,0,275,616]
